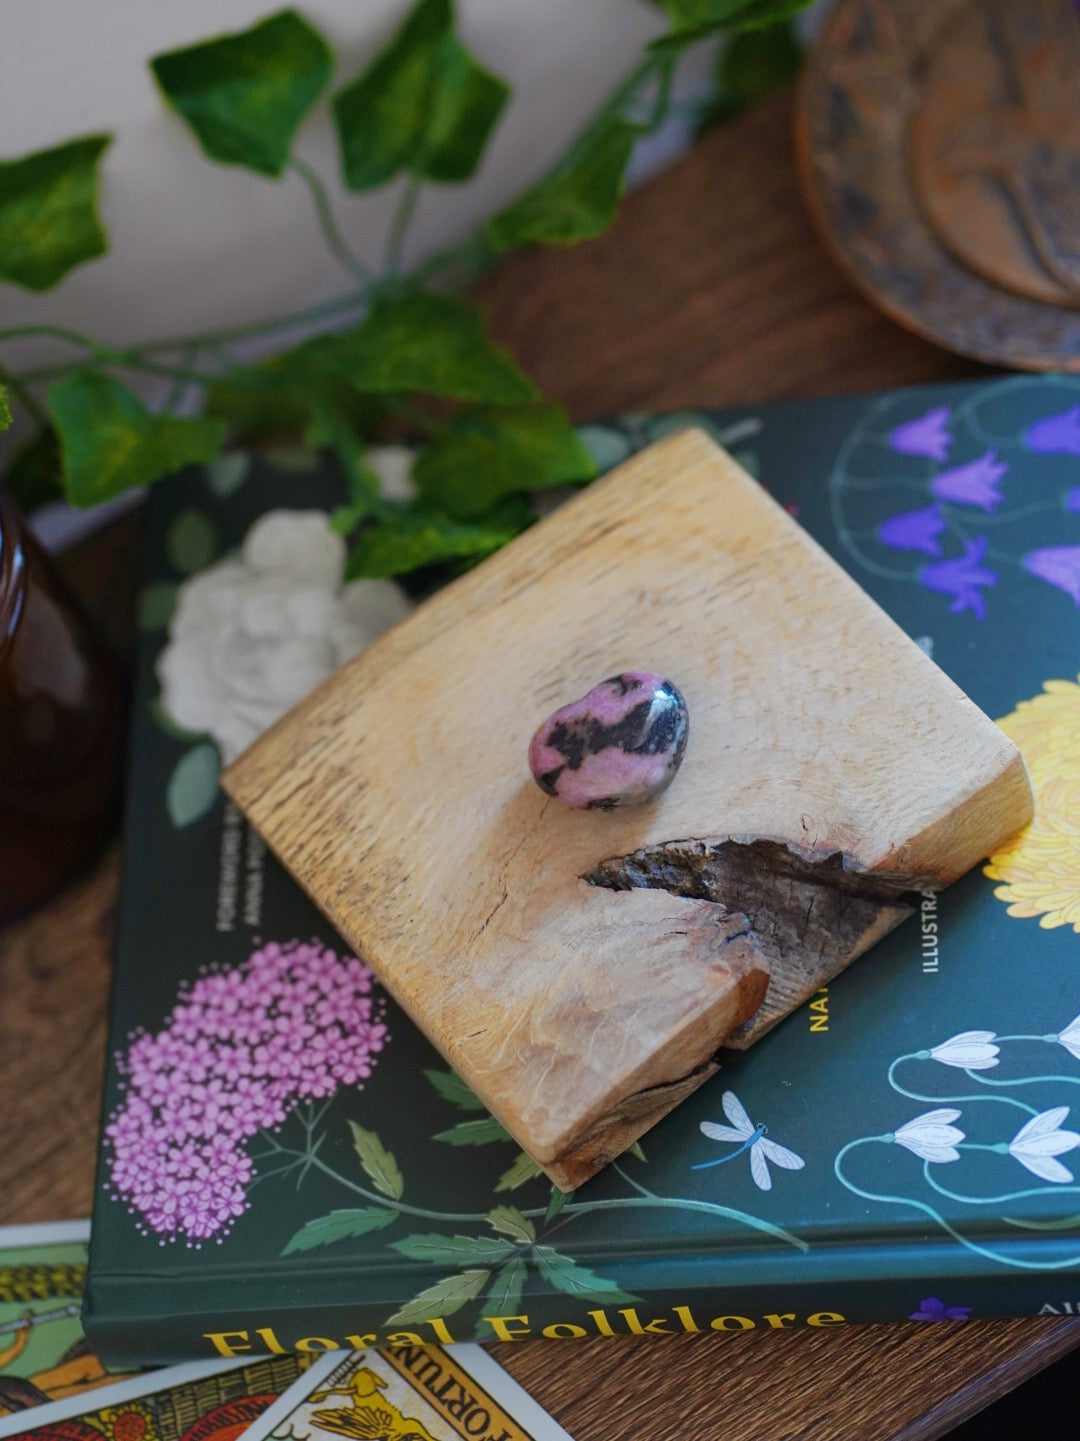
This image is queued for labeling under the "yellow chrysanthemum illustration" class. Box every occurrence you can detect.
[984,677,1080,930]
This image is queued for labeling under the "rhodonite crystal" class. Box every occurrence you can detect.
[528,670,688,809]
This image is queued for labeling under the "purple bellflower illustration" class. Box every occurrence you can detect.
[878,504,946,556]
[930,450,1008,513]
[1064,487,1080,514]
[919,537,997,619]
[1025,404,1080,456]
[889,407,952,461]
[1022,547,1080,604]
[910,1298,972,1322]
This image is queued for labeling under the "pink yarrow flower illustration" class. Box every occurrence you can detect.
[1007,1108,1080,1184]
[889,407,953,461]
[929,450,1008,513]
[892,1109,965,1163]
[104,939,388,1246]
[927,1031,1000,1070]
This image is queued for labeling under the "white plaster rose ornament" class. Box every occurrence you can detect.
[157,506,412,763]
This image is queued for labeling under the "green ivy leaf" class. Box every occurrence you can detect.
[0,387,10,430]
[138,582,179,630]
[166,742,221,828]
[698,19,802,129]
[486,114,636,251]
[0,136,110,291]
[391,1233,515,1266]
[165,509,219,575]
[332,0,508,191]
[433,1117,512,1146]
[495,1151,544,1193]
[424,1068,487,1111]
[483,1258,527,1322]
[4,428,63,509]
[385,1268,490,1327]
[532,1245,640,1306]
[290,294,535,404]
[544,1186,573,1223]
[346,496,532,579]
[281,1207,397,1255]
[653,0,811,48]
[348,1121,405,1199]
[414,403,596,519]
[47,374,225,508]
[150,9,333,177]
[486,1206,535,1244]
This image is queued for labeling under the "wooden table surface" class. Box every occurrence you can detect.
[3,91,1078,1441]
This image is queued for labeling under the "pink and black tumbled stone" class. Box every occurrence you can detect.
[528,670,689,809]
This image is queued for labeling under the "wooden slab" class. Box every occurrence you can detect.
[223,431,1032,1189]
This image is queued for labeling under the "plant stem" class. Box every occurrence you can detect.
[0,364,47,427]
[288,157,373,288]
[386,177,423,277]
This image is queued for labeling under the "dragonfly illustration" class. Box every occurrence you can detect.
[693,1090,805,1192]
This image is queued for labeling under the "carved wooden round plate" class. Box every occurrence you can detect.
[796,0,1080,370]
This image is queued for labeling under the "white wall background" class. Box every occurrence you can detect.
[0,0,708,368]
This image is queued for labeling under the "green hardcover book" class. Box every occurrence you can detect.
[85,376,1080,1365]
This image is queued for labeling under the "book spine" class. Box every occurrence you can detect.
[84,1270,1080,1366]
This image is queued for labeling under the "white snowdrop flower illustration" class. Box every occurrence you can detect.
[1056,1014,1080,1062]
[928,1031,1000,1070]
[1007,1108,1080,1184]
[893,1109,965,1163]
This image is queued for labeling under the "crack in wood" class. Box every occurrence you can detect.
[583,837,924,1048]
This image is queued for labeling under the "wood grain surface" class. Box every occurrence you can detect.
[224,430,1031,1187]
[1,91,1075,1441]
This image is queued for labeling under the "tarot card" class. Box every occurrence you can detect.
[239,1344,575,1441]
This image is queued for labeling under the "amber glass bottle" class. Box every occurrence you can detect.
[0,491,123,924]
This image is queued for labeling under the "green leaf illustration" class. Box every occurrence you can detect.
[385,1268,489,1327]
[486,114,635,251]
[495,1151,544,1193]
[628,1141,647,1162]
[290,293,535,404]
[165,509,219,576]
[281,1207,397,1255]
[0,135,110,291]
[486,1206,535,1244]
[533,1245,640,1305]
[137,582,179,631]
[332,0,508,191]
[654,0,811,48]
[391,1233,515,1266]
[544,1186,572,1223]
[48,374,225,508]
[423,1068,486,1112]
[166,743,221,828]
[151,9,333,177]
[0,388,10,431]
[346,496,532,580]
[205,451,251,497]
[348,1121,405,1199]
[484,1258,527,1321]
[433,1117,512,1147]
[414,403,596,518]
